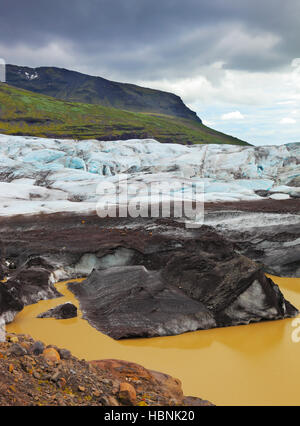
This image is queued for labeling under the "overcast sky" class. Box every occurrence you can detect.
[0,0,299,145]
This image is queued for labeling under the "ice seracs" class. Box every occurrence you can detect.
[0,134,299,217]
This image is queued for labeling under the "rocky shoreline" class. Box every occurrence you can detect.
[0,333,213,406]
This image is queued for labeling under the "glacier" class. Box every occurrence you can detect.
[0,134,299,217]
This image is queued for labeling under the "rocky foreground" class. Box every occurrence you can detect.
[0,333,212,406]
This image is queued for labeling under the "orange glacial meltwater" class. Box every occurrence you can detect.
[7,275,300,406]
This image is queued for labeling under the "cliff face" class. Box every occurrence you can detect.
[6,65,201,123]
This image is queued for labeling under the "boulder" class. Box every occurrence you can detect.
[9,343,27,357]
[31,341,45,355]
[118,382,137,406]
[43,347,61,364]
[90,359,211,406]
[0,282,24,319]
[69,266,216,339]
[69,226,298,339]
[0,280,24,341]
[57,348,72,360]
[37,303,77,320]
[5,266,62,306]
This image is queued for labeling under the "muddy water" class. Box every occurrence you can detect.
[7,275,300,406]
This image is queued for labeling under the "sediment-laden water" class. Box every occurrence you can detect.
[7,275,300,406]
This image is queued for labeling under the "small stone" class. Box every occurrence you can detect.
[100,396,119,406]
[31,341,45,356]
[43,347,61,364]
[10,344,27,357]
[33,371,41,379]
[21,342,31,351]
[108,396,119,406]
[56,397,66,406]
[58,377,67,389]
[58,348,71,360]
[119,382,137,406]
[21,360,33,373]
[50,370,61,382]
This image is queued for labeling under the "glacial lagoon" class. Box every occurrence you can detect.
[7,275,300,406]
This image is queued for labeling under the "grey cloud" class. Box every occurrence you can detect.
[0,0,299,80]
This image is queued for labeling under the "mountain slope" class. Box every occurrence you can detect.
[7,64,200,123]
[0,83,249,145]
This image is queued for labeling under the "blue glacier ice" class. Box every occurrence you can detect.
[0,134,298,217]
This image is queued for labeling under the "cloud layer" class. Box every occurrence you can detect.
[0,0,299,145]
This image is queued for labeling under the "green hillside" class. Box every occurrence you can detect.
[7,64,201,122]
[0,83,249,145]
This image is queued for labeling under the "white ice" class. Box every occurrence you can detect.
[0,134,299,217]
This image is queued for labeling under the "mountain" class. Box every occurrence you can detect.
[6,64,200,123]
[0,83,249,145]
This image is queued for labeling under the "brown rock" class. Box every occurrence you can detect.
[58,377,67,389]
[90,359,189,405]
[10,343,27,357]
[32,371,41,380]
[50,370,60,382]
[43,348,61,364]
[21,342,31,351]
[150,370,183,402]
[90,359,153,383]
[118,382,137,406]
[58,348,71,360]
[100,395,119,406]
[108,396,119,406]
[183,396,214,406]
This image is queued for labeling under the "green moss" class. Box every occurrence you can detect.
[0,83,250,146]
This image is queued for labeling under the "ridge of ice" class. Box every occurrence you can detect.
[0,134,299,217]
